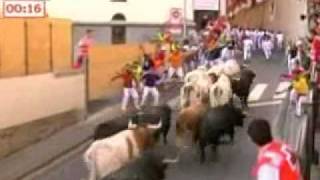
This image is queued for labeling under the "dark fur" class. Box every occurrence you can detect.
[131,104,172,144]
[199,104,246,163]
[102,150,168,180]
[93,116,129,140]
[231,68,256,109]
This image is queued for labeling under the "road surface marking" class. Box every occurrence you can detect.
[248,83,268,102]
[273,81,291,99]
[249,99,282,107]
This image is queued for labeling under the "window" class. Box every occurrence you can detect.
[111,13,126,44]
[111,13,126,21]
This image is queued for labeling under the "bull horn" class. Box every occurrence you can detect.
[128,118,137,129]
[147,119,162,129]
[162,155,180,164]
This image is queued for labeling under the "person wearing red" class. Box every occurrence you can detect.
[110,66,140,111]
[311,29,320,87]
[152,45,166,84]
[248,119,302,180]
[75,29,95,68]
[311,29,320,64]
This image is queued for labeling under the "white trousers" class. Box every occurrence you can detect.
[263,48,272,60]
[168,66,184,79]
[290,90,307,116]
[277,40,283,49]
[243,47,252,60]
[121,88,140,111]
[141,86,159,106]
[288,57,297,74]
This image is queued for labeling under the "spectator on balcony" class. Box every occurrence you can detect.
[75,29,95,69]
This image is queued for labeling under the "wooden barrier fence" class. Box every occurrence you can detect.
[0,18,73,78]
[88,43,156,101]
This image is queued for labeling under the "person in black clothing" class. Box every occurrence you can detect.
[142,54,154,72]
[140,69,160,106]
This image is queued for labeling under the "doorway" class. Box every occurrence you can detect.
[111,13,126,44]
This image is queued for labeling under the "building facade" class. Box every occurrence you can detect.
[46,0,225,45]
[47,0,195,45]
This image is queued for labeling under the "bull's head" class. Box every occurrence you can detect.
[128,118,162,130]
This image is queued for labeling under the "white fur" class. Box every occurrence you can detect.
[223,59,240,77]
[209,74,232,108]
[181,68,212,107]
[84,130,140,180]
[207,63,224,76]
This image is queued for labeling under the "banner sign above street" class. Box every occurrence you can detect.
[194,0,220,11]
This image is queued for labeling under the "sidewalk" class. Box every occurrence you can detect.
[0,83,181,180]
[273,94,320,180]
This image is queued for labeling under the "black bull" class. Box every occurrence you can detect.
[199,104,246,163]
[93,104,172,144]
[231,67,256,109]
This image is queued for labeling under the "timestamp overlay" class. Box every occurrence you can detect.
[3,0,46,18]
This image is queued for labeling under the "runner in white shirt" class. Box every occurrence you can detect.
[253,29,259,50]
[276,31,284,50]
[220,44,234,62]
[243,36,254,61]
[262,36,273,60]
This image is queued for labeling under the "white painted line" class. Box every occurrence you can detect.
[249,100,282,107]
[248,83,268,102]
[273,81,291,99]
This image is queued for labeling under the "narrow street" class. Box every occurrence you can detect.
[33,52,289,180]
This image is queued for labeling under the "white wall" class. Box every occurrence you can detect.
[0,73,85,129]
[47,0,194,24]
[264,0,308,40]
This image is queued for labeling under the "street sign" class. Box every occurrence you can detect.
[194,0,219,11]
[165,8,183,35]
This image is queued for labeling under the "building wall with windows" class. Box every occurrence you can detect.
[47,0,197,45]
[47,0,194,24]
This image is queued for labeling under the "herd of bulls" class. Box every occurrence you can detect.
[83,60,256,180]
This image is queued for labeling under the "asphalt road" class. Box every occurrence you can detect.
[33,51,288,180]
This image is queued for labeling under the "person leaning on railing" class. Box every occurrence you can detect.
[289,71,310,117]
[277,68,310,117]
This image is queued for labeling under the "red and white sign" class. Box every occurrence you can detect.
[3,0,46,18]
[165,8,183,35]
[194,0,219,10]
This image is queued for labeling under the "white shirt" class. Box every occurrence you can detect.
[277,34,283,42]
[262,40,273,50]
[243,39,253,49]
[221,47,234,60]
[257,164,280,180]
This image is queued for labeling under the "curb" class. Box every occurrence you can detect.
[0,94,180,180]
[22,96,180,180]
[0,103,122,180]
